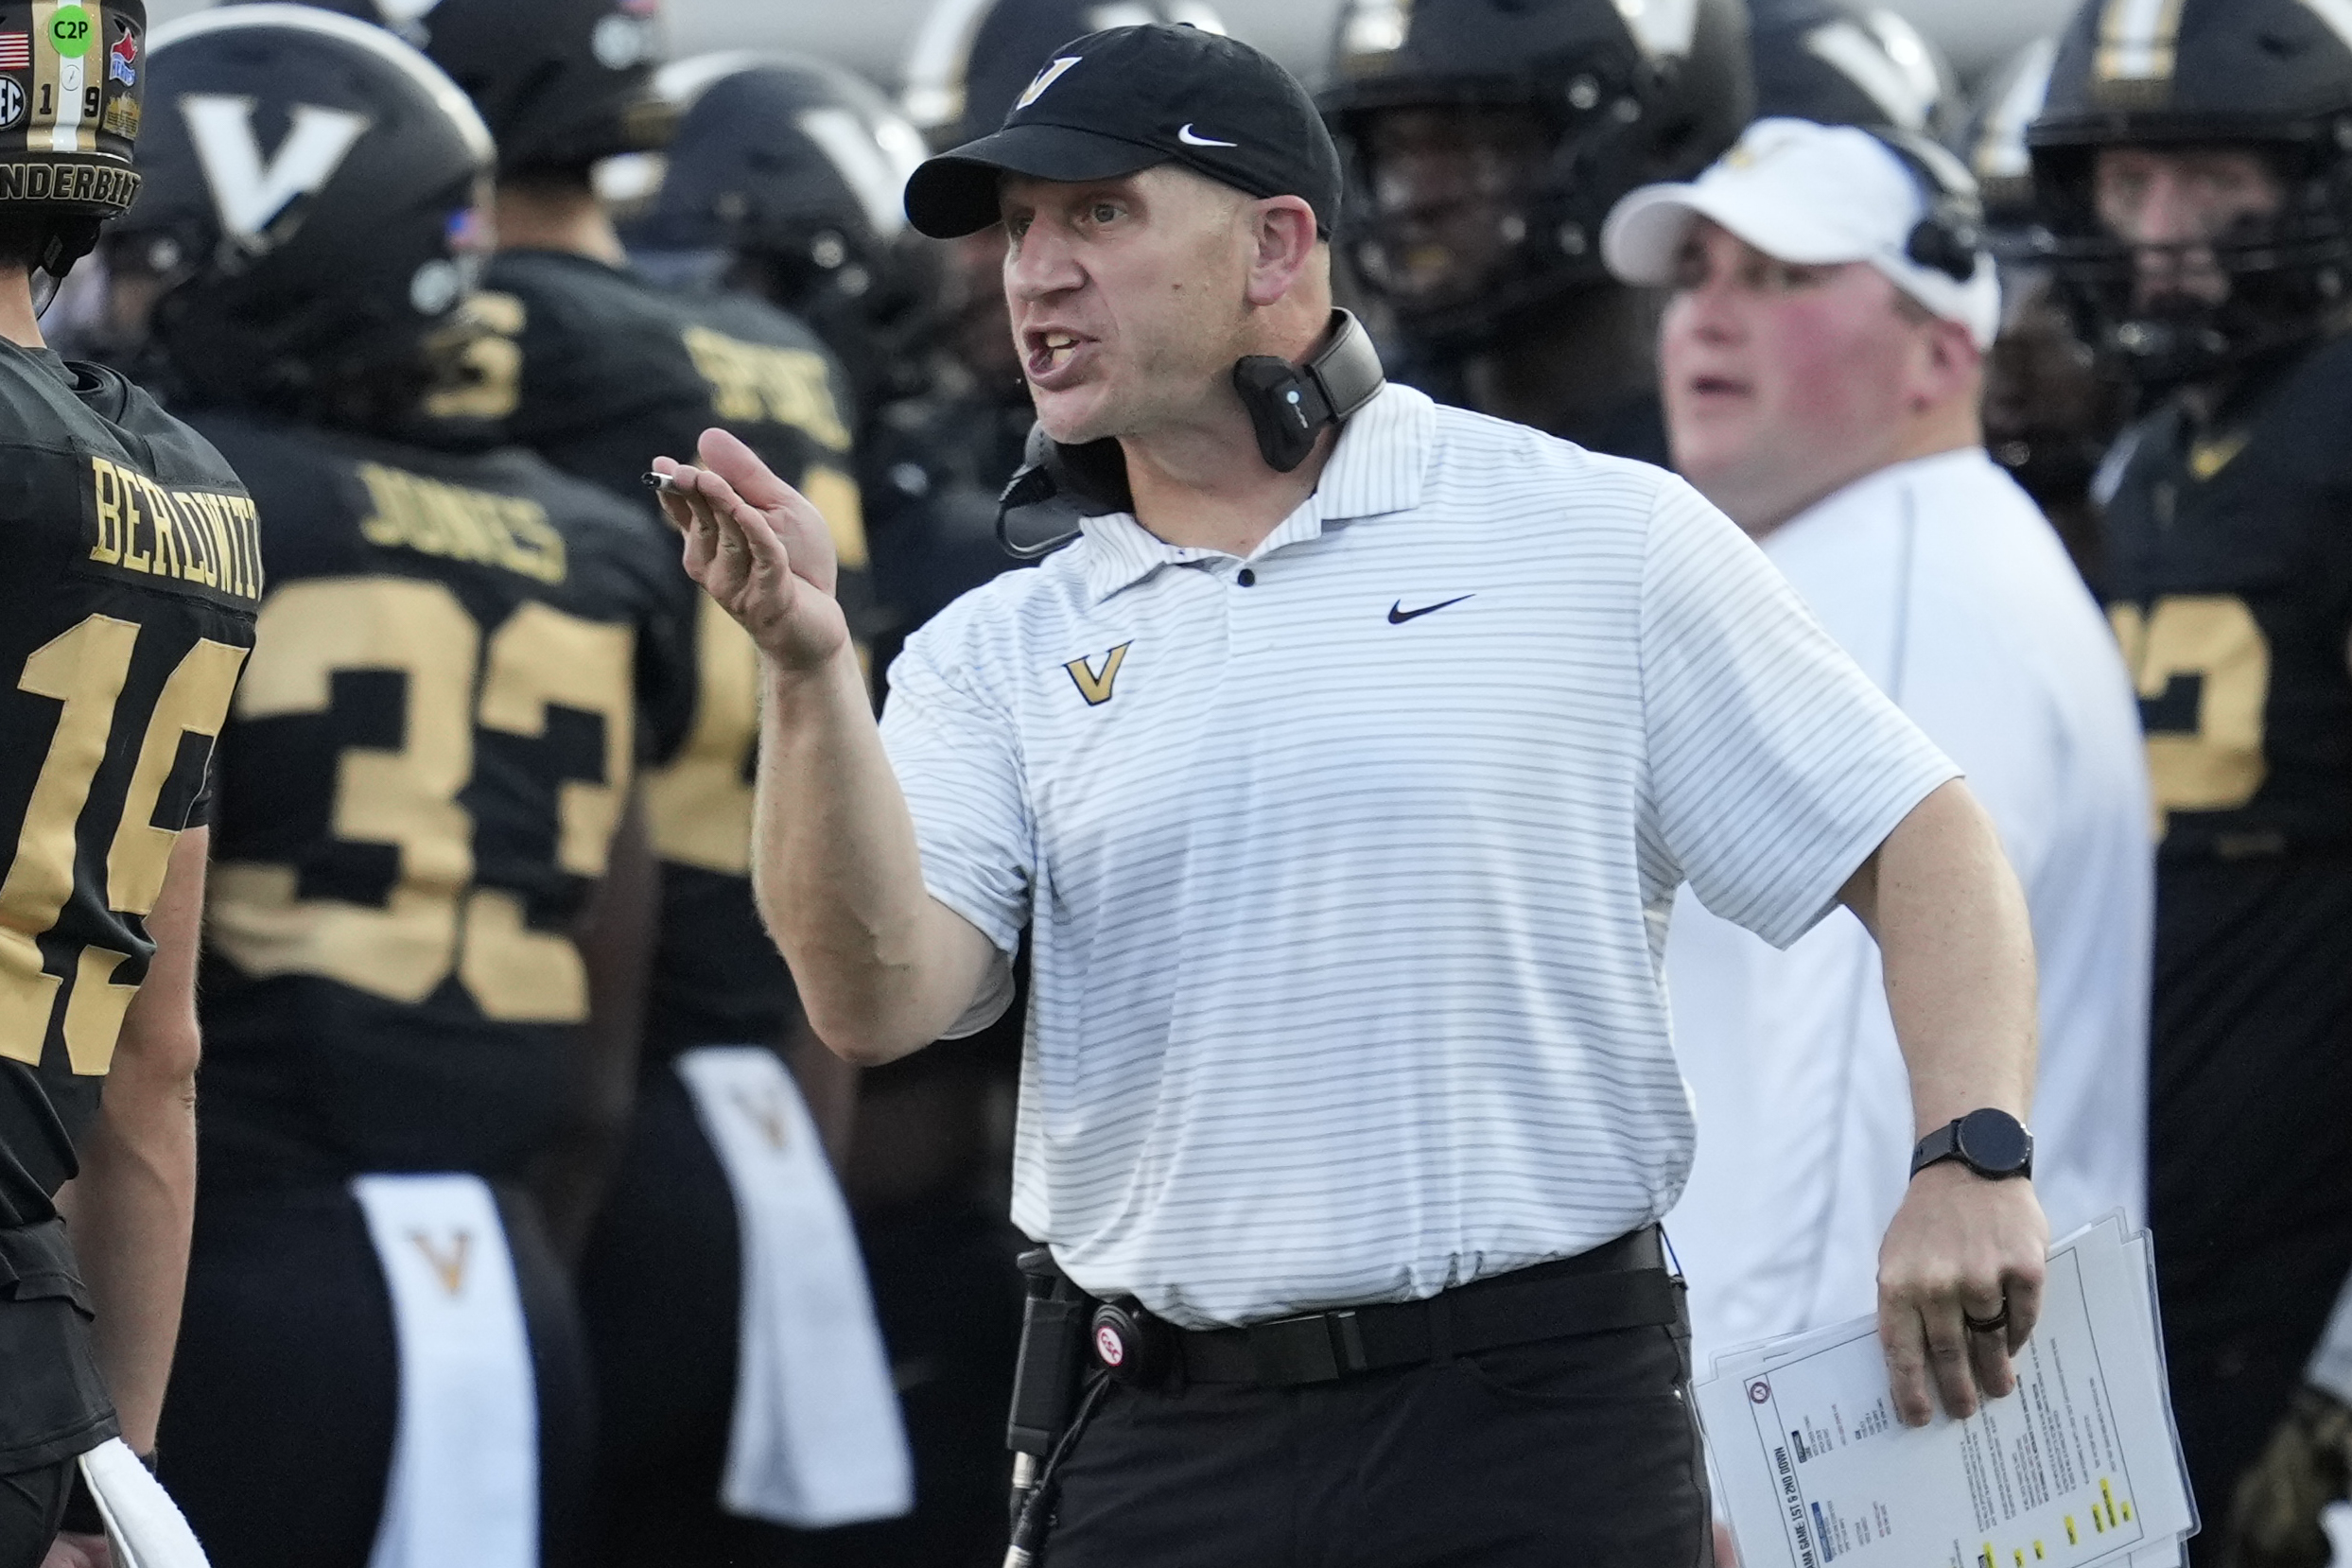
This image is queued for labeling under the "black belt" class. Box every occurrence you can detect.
[1131,1228,1682,1390]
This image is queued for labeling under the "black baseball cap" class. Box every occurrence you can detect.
[903,24,1342,240]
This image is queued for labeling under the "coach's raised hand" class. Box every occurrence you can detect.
[653,427,847,674]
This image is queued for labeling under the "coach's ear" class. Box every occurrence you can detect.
[1245,193,1320,310]
[1908,313,1983,416]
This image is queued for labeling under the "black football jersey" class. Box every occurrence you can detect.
[473,250,873,1054]
[2099,334,2352,1309]
[187,409,689,1188]
[2101,335,2352,862]
[0,345,260,1231]
[862,384,1037,679]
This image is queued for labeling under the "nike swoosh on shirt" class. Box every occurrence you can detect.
[1387,595,1473,624]
[1176,124,1238,148]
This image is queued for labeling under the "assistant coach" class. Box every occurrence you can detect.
[653,23,2050,1567]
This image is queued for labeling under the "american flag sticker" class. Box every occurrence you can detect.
[0,32,32,70]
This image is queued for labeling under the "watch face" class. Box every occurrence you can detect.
[1958,1108,2032,1175]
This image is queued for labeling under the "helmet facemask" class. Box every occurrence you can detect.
[2028,131,2352,389]
[1332,44,1707,347]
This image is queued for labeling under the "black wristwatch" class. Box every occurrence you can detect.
[1910,1108,2034,1181]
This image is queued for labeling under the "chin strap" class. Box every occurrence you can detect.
[995,310,1387,558]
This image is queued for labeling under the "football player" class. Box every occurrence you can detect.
[1315,0,1751,461]
[121,11,688,1568]
[2030,1,2352,1559]
[285,1,915,1559]
[1956,36,2123,584]
[1750,0,1959,142]
[620,54,935,435]
[624,50,1016,677]
[0,6,258,1566]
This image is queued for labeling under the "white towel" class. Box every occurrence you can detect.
[77,1437,209,1568]
[675,1046,914,1527]
[351,1173,537,1568]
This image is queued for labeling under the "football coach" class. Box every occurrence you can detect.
[653,24,2049,1567]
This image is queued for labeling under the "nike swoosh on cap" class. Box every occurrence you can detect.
[1176,123,1238,148]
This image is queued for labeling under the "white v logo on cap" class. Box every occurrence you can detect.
[1176,123,1236,148]
[1016,55,1082,110]
[181,95,372,252]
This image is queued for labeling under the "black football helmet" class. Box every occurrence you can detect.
[124,4,496,427]
[1317,0,1752,344]
[0,0,148,282]
[618,52,934,413]
[270,0,672,175]
[1952,37,2059,240]
[900,0,1228,149]
[1751,0,1959,139]
[2028,0,2352,387]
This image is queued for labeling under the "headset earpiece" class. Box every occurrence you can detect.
[1231,309,1388,473]
[1873,129,1987,285]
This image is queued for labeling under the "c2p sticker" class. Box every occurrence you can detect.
[49,5,94,57]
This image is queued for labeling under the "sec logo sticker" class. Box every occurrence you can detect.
[0,78,22,131]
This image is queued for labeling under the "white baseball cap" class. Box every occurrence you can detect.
[1601,116,2002,350]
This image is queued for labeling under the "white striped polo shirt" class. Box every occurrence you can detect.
[878,383,1958,1329]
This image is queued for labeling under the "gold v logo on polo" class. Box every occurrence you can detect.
[1065,642,1131,706]
[1016,55,1082,110]
[2189,428,2251,482]
[409,1228,473,1297]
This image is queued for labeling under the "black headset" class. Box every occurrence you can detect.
[1866,127,1988,285]
[995,309,1388,559]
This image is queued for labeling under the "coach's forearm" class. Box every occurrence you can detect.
[754,645,987,1064]
[1842,780,2038,1132]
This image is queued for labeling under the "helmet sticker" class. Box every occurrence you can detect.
[0,78,21,131]
[48,6,93,60]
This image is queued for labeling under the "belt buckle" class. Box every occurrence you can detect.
[1245,1309,1367,1385]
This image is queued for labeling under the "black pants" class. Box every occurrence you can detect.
[0,1460,72,1568]
[578,1061,804,1568]
[160,1181,593,1568]
[2146,858,2352,1564]
[1044,1320,1713,1568]
[578,1060,1028,1568]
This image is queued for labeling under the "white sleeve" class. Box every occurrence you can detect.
[877,619,1028,1037]
[1640,478,1960,949]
